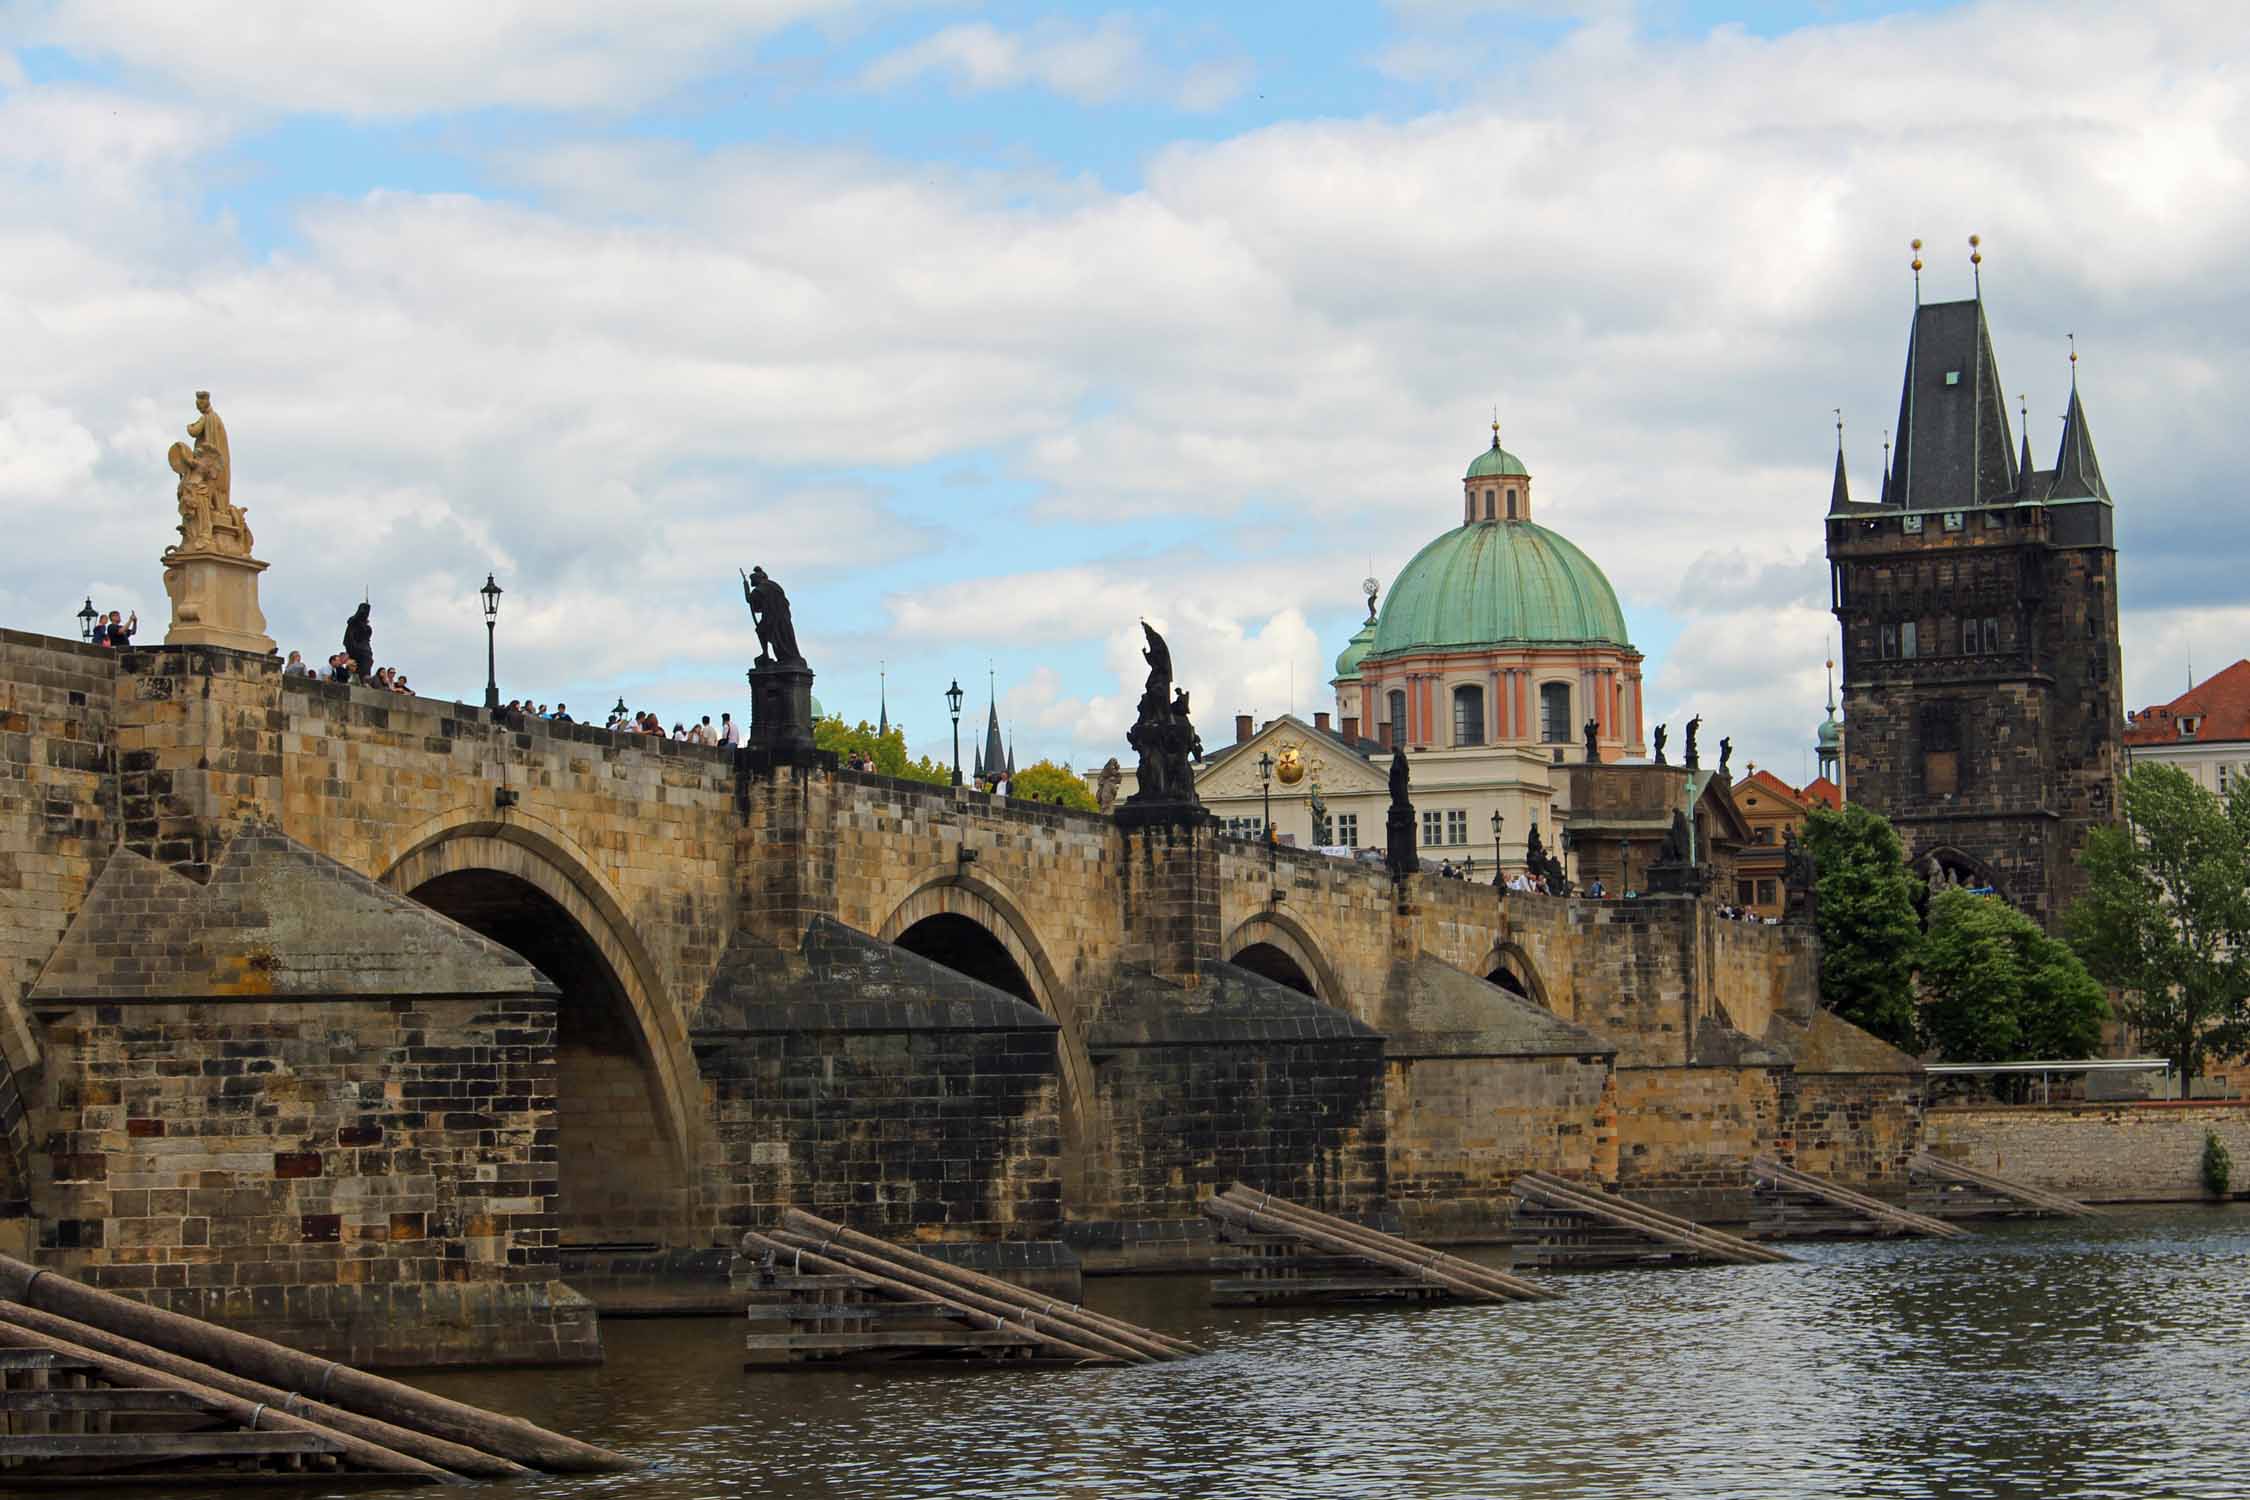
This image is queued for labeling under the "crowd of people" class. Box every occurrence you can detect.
[599,706,739,746]
[1716,903,1780,925]
[283,649,417,694]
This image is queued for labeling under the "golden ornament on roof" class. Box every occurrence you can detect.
[1275,746,1306,785]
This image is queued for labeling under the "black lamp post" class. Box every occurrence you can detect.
[77,597,98,642]
[946,678,965,787]
[478,573,503,711]
[1491,810,1504,886]
[1258,751,1275,843]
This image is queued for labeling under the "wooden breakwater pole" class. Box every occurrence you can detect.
[0,1255,634,1475]
[1205,1183,1563,1303]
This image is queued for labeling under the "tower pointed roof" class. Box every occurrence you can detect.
[1889,298,2019,510]
[1826,445,1853,514]
[878,668,889,737]
[982,695,1004,783]
[2049,379,2111,502]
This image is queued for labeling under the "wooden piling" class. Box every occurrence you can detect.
[0,1302,530,1480]
[1748,1157,1966,1239]
[1209,1184,1561,1302]
[0,1255,633,1474]
[1907,1152,2102,1219]
[779,1211,1200,1359]
[1510,1172,1796,1267]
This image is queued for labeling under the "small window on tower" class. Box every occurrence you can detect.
[1900,622,1918,659]
[1484,488,1496,520]
[1506,488,1518,519]
[1982,617,2000,653]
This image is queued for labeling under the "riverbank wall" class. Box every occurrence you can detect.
[1926,1100,2250,1203]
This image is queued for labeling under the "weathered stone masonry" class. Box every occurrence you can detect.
[1,634,1921,1360]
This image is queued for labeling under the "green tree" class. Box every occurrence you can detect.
[814,717,950,787]
[1005,759,1098,810]
[1921,887,2108,1075]
[2066,762,2250,1092]
[1801,802,1923,1051]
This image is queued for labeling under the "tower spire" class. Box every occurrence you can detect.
[1910,237,1923,305]
[878,663,888,737]
[1969,233,1982,300]
[2050,340,2110,502]
[1826,409,1854,514]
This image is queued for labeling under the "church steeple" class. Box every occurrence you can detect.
[981,673,1004,783]
[2048,347,2111,502]
[1463,417,1532,524]
[1826,412,1854,514]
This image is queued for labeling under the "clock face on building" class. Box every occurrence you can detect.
[1275,746,1306,784]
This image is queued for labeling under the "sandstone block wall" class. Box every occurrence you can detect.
[1927,1101,2250,1202]
[34,993,593,1366]
[1386,1054,1610,1239]
[0,631,120,1218]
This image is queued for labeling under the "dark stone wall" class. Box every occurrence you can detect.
[698,1025,1065,1240]
[1828,504,2124,930]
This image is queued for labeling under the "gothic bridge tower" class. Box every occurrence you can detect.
[1825,242,2124,930]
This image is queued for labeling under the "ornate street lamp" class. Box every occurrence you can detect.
[1491,809,1504,887]
[478,573,504,711]
[1258,750,1275,843]
[946,678,965,787]
[77,597,98,642]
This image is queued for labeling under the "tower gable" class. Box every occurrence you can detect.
[1890,299,2019,511]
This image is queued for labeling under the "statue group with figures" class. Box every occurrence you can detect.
[164,391,255,559]
[1122,622,1204,809]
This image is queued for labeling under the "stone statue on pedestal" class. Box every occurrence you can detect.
[739,565,819,767]
[1718,736,1733,775]
[1583,718,1599,762]
[1783,827,1820,919]
[1384,748,1416,880]
[1652,723,1668,765]
[1094,758,1123,813]
[1123,622,1203,810]
[1683,714,1702,771]
[159,390,274,655]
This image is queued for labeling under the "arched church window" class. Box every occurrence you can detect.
[1539,682,1570,743]
[1453,685,1485,747]
[1506,488,1518,519]
[1484,488,1495,520]
[1388,689,1408,744]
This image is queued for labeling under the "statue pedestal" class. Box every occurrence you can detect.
[745,661,823,770]
[162,548,275,655]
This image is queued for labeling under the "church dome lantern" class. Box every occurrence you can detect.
[1463,419,1533,523]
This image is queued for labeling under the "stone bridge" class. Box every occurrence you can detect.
[0,632,1918,1364]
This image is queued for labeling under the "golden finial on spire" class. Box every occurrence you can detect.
[2068,331,2078,388]
[1910,237,1923,302]
[1491,407,1501,448]
[1970,233,1983,298]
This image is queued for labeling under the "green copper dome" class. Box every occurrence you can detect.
[1816,713,1841,751]
[1466,438,1529,480]
[1333,616,1378,680]
[1370,520,1631,656]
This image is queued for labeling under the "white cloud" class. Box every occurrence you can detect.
[22,0,854,117]
[8,1,2250,779]
[859,14,1250,110]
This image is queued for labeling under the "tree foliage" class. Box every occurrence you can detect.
[813,716,950,786]
[2066,762,2250,1090]
[1005,759,1098,810]
[1920,887,2108,1070]
[1801,802,1924,1051]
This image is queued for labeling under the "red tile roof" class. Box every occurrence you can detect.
[2125,659,2250,747]
[1802,776,1843,810]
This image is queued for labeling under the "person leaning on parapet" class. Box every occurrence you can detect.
[283,650,311,677]
[718,712,738,748]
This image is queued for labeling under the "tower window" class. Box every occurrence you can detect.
[1539,682,1571,743]
[1900,621,1918,659]
[1452,685,1486,747]
[1920,701,1962,796]
[1484,488,1496,520]
[1388,689,1408,742]
[1506,488,1518,519]
[1983,617,2000,653]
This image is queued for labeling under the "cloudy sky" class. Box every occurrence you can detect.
[3,0,2240,783]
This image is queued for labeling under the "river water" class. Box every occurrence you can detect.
[191,1206,2250,1499]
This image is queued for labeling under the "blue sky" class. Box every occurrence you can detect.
[3,0,2240,781]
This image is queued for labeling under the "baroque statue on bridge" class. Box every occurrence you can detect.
[741,566,806,669]
[1123,622,1202,807]
[164,391,255,558]
[1683,714,1702,771]
[1384,744,1416,880]
[1652,723,1667,765]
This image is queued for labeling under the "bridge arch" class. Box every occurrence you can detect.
[380,812,701,1247]
[1479,940,1552,1009]
[877,871,1093,1183]
[1220,911,1344,1006]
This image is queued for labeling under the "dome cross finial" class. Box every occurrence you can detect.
[1491,407,1501,450]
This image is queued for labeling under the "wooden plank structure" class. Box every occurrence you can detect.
[1907,1151,2104,1220]
[0,1255,633,1486]
[1748,1156,1968,1240]
[1203,1183,1560,1305]
[1508,1171,1795,1269]
[740,1209,1201,1369]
